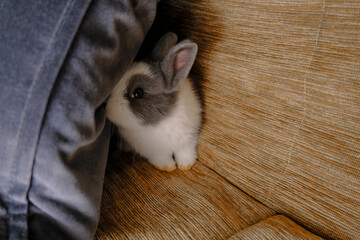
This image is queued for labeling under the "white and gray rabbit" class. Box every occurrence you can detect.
[106,32,202,172]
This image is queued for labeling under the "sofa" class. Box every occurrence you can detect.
[95,0,360,239]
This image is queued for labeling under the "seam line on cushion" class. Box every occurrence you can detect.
[284,0,327,174]
[199,160,276,215]
[226,214,323,240]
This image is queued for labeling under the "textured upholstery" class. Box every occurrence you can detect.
[229,215,323,240]
[96,0,360,239]
[188,1,360,238]
[95,154,275,239]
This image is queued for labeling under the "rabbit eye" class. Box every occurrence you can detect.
[131,88,144,99]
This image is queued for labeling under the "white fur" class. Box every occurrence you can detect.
[106,62,202,171]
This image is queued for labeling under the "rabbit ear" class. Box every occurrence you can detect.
[160,39,198,90]
[151,32,178,61]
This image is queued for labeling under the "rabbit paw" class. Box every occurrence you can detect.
[155,164,177,172]
[175,147,197,171]
[150,157,177,172]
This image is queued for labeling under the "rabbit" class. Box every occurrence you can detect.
[106,32,202,172]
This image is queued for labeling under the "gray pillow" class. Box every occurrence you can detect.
[0,0,156,239]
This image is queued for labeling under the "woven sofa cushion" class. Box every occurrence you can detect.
[229,215,323,240]
[156,0,360,239]
[95,154,275,239]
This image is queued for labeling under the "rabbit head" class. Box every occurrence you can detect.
[106,32,198,129]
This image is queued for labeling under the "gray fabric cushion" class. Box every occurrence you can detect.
[0,0,156,239]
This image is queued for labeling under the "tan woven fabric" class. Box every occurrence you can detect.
[96,0,359,239]
[95,154,275,239]
[229,215,323,240]
[155,0,360,239]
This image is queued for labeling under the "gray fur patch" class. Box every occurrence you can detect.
[126,72,177,125]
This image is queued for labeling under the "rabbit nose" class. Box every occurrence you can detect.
[103,95,111,108]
